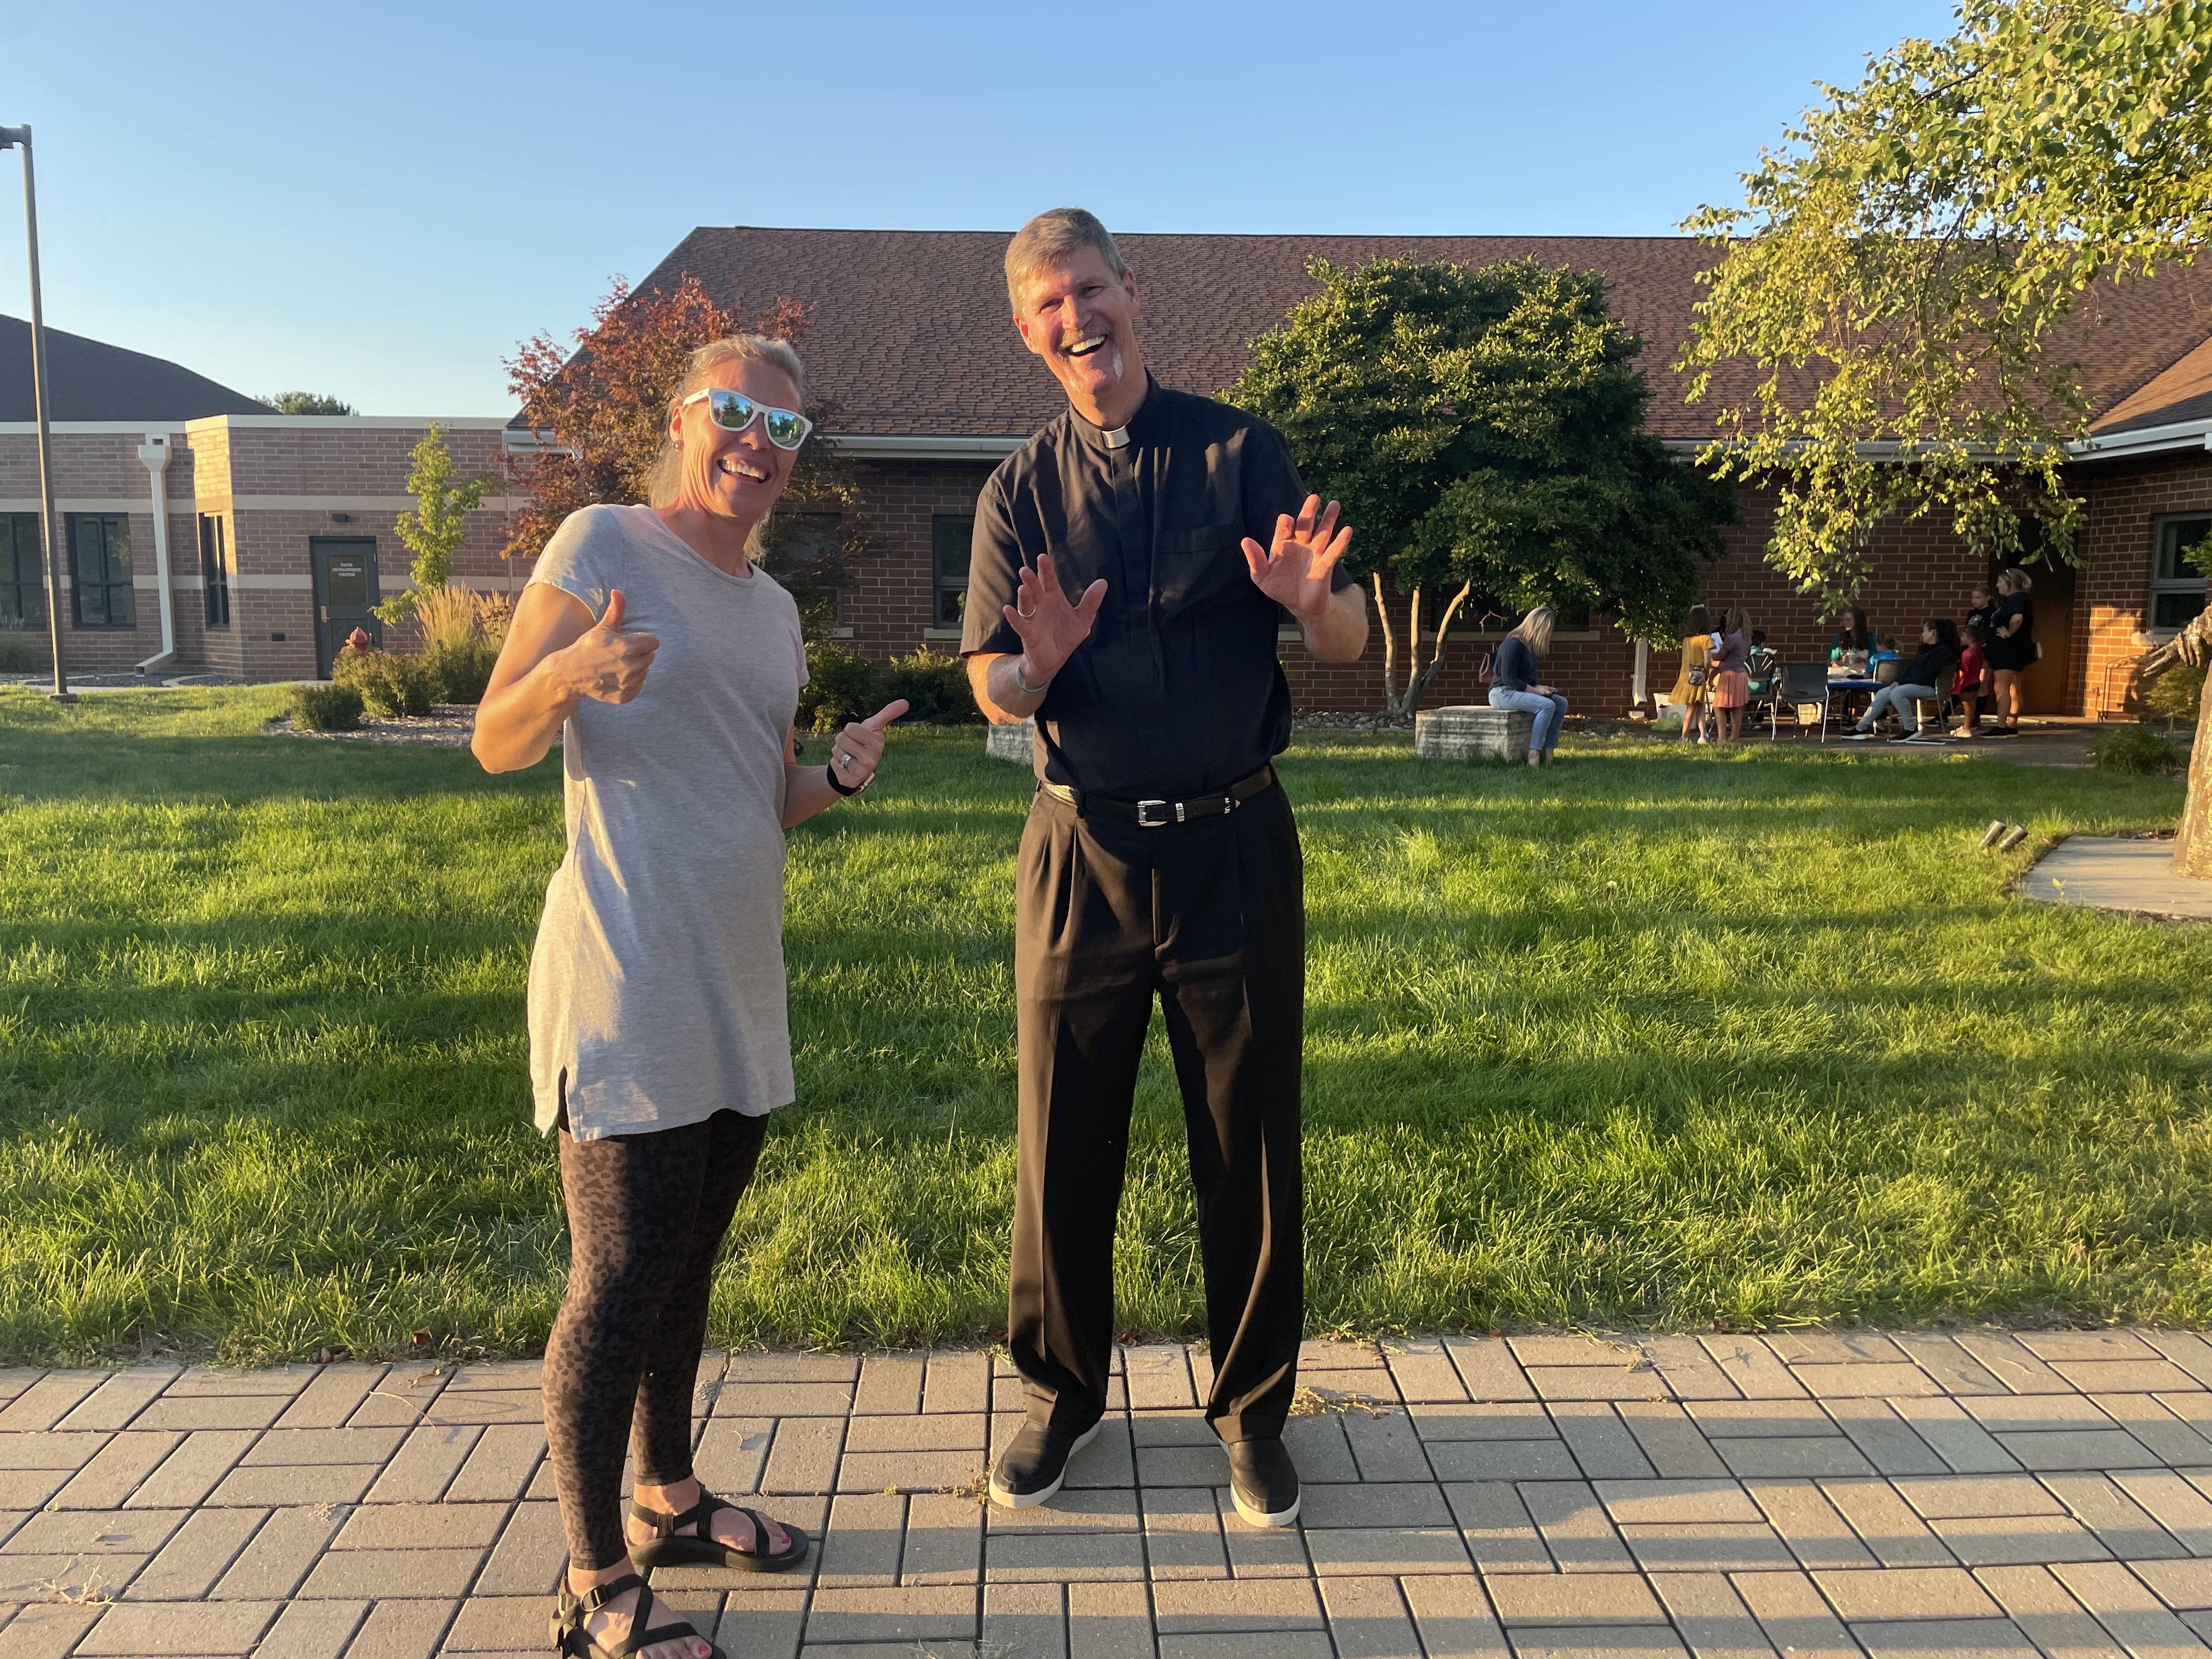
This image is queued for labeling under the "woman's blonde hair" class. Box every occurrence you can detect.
[1510,606,1556,655]
[644,336,810,551]
[2000,565,2034,593]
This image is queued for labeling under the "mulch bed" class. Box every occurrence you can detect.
[266,705,500,749]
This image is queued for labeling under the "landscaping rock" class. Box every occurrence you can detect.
[986,718,1035,764]
[1414,704,1536,761]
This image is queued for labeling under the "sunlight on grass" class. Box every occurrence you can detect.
[0,686,2207,1362]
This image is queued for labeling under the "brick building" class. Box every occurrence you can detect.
[1,315,522,681]
[9,227,2209,709]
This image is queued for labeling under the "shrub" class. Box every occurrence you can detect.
[333,649,433,718]
[405,586,509,704]
[425,637,501,705]
[884,646,980,724]
[2091,723,2188,775]
[2142,658,2204,729]
[799,639,883,733]
[291,682,364,731]
[0,637,47,674]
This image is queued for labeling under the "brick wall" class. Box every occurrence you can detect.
[0,428,206,674]
[2070,450,2212,718]
[837,459,1000,659]
[189,419,524,681]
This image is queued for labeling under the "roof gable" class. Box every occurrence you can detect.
[0,314,270,423]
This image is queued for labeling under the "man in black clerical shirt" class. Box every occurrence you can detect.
[962,208,1368,1528]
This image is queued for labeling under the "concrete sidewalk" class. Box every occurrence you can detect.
[9,1332,2212,1658]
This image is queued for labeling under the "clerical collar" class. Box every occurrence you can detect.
[1101,425,1131,449]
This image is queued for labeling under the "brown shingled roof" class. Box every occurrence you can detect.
[613,227,2212,443]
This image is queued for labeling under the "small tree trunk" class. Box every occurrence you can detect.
[2176,682,2211,878]
[1404,582,1476,716]
[1373,575,1409,718]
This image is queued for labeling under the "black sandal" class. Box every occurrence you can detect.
[628,1485,810,1573]
[552,1571,722,1659]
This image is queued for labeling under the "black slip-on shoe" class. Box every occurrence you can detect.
[1227,1437,1301,1528]
[1840,730,1876,741]
[988,1420,1101,1510]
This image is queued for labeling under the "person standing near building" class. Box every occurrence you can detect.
[475,337,904,1659]
[961,208,1368,1530]
[1987,567,2036,736]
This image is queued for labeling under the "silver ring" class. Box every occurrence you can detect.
[839,753,853,765]
[1016,600,1037,619]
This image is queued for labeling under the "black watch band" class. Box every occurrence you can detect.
[825,763,865,798]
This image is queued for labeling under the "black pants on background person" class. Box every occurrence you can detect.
[1009,780,1306,1446]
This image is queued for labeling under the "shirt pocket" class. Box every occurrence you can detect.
[1155,521,1243,607]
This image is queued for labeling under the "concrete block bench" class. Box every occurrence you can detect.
[985,716,1035,763]
[1414,704,1536,761]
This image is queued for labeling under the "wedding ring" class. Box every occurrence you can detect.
[1016,600,1037,619]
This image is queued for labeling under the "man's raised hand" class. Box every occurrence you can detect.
[1243,495,1353,622]
[1002,553,1107,679]
[569,588,660,704]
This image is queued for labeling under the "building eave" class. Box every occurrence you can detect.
[2071,416,2212,461]
[820,434,1028,461]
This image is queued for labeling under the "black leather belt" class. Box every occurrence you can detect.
[1041,766,1276,827]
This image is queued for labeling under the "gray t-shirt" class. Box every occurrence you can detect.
[523,504,808,1139]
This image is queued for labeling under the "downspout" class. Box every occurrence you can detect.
[1632,637,1650,709]
[134,432,176,675]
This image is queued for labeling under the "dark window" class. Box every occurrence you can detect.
[0,513,46,630]
[932,515,972,627]
[199,515,230,629]
[2153,515,2211,632]
[68,514,135,630]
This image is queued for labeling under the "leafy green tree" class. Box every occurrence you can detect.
[1226,256,1734,716]
[1679,0,2212,871]
[374,423,492,624]
[261,391,356,415]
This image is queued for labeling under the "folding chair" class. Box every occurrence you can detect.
[1778,662,1835,742]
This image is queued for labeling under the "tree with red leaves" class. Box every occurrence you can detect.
[503,274,863,633]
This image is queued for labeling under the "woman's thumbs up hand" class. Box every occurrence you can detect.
[567,588,661,704]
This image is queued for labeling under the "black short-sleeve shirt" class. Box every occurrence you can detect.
[961,376,1350,799]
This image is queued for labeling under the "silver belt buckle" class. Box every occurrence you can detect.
[1137,799,1174,827]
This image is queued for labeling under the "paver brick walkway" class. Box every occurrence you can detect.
[9,1331,2212,1657]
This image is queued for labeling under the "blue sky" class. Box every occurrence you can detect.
[2,0,1957,415]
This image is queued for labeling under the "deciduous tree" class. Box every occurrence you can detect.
[504,274,864,635]
[1226,256,1734,717]
[261,391,354,415]
[1679,0,2212,873]
[375,423,491,624]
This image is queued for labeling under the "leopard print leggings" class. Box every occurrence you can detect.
[544,1107,769,1569]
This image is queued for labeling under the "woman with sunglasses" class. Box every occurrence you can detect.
[475,336,905,1659]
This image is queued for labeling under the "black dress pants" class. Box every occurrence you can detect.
[1009,781,1305,1445]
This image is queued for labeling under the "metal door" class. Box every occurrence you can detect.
[310,538,381,679]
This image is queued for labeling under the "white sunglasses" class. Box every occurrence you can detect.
[680,387,812,450]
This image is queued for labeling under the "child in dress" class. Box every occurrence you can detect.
[1953,620,1988,739]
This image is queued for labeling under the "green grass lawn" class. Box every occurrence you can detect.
[0,686,2207,1364]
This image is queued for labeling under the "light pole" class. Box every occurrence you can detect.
[0,123,72,703]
